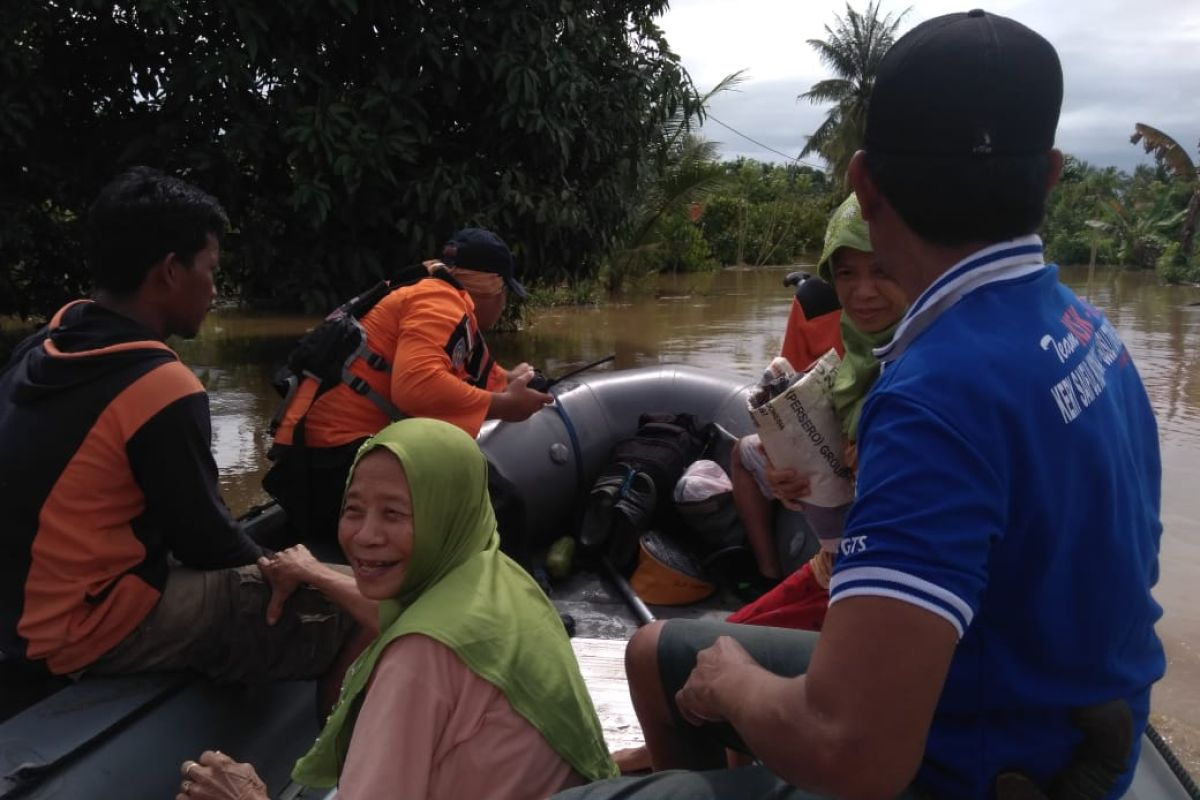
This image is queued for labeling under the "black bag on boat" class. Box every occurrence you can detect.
[578,413,707,573]
[610,413,707,499]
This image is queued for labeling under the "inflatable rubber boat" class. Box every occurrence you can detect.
[0,365,1194,799]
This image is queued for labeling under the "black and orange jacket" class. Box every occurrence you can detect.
[273,275,507,448]
[781,279,845,371]
[0,301,262,675]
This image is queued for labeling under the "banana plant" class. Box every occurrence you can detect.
[1130,123,1199,258]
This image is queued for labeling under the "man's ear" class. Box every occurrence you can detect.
[1045,149,1065,196]
[141,253,180,295]
[848,150,880,222]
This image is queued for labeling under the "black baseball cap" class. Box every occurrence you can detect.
[441,227,528,299]
[864,9,1062,158]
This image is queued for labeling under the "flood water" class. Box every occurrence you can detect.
[179,263,1200,766]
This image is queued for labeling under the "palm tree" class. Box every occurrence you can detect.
[1130,123,1200,259]
[799,1,908,188]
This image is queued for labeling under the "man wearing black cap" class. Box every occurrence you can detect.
[553,11,1163,800]
[266,226,551,547]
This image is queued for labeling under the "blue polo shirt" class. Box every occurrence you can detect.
[829,236,1164,799]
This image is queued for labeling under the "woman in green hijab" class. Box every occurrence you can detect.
[176,418,616,800]
[731,192,907,618]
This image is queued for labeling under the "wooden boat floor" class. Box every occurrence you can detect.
[555,567,744,754]
[571,637,644,753]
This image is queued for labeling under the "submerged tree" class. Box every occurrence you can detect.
[606,71,744,284]
[1130,123,1200,261]
[0,0,697,315]
[798,1,907,188]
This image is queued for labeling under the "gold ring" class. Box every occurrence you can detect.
[186,762,199,779]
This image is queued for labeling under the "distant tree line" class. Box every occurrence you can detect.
[0,0,696,317]
[4,0,1196,328]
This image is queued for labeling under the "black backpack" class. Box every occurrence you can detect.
[609,413,707,501]
[267,265,460,436]
[578,413,708,573]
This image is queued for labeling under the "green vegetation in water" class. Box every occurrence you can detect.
[3,0,1198,323]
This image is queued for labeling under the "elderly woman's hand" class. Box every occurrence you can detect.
[753,440,812,511]
[177,752,268,800]
[843,440,858,473]
[763,464,812,511]
[257,544,322,625]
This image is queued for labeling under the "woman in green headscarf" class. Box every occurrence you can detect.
[176,418,616,800]
[730,192,907,625]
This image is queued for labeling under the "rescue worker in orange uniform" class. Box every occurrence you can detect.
[264,228,552,555]
[0,168,362,696]
[780,270,844,372]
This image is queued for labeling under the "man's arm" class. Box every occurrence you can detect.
[679,598,956,800]
[681,390,1000,799]
[389,291,548,433]
[258,546,379,633]
[128,392,263,567]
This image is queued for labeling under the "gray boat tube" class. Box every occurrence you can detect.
[479,363,815,568]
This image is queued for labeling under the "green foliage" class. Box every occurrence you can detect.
[1042,157,1121,265]
[646,211,716,273]
[699,160,832,266]
[1156,242,1200,285]
[799,1,908,187]
[1129,123,1199,259]
[1041,155,1192,271]
[605,72,743,290]
[523,277,603,309]
[0,0,695,315]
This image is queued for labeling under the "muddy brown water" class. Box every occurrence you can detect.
[177,263,1200,770]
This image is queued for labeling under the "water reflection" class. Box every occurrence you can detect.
[190,264,1200,746]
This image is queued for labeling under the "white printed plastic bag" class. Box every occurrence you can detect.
[673,460,733,504]
[747,349,854,507]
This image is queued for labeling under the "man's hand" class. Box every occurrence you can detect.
[489,371,553,422]
[505,362,536,382]
[675,636,760,726]
[257,545,322,625]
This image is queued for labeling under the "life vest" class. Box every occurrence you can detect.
[267,265,461,438]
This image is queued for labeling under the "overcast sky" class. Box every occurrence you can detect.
[657,0,1200,174]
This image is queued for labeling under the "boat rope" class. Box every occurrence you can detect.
[1146,722,1200,799]
[550,399,585,497]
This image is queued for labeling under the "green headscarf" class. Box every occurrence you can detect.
[833,315,898,441]
[292,418,616,788]
[816,193,873,283]
[816,193,902,442]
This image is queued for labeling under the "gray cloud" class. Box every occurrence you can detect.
[666,0,1200,174]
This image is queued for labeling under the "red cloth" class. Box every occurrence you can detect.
[727,563,829,631]
[780,298,844,372]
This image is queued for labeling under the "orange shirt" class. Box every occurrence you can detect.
[275,278,507,448]
[780,296,844,371]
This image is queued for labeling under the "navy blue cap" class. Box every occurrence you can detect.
[864,10,1063,158]
[441,228,528,300]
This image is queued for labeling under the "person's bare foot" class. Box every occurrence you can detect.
[612,745,653,775]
